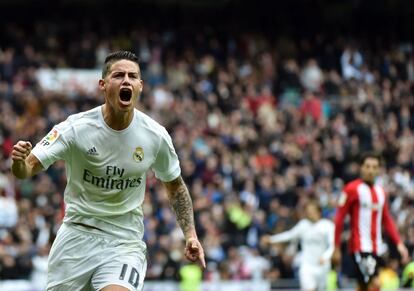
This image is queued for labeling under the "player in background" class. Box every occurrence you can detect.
[333,152,409,291]
[11,51,205,291]
[262,200,335,291]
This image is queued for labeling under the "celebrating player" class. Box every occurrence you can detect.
[262,200,335,291]
[11,51,205,291]
[333,152,409,291]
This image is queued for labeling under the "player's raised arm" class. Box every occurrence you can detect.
[163,175,206,268]
[11,141,44,179]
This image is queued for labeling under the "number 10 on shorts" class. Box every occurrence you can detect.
[119,264,139,288]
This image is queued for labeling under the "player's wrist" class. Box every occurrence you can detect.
[12,160,29,179]
[397,242,407,252]
[12,157,26,164]
[184,229,198,242]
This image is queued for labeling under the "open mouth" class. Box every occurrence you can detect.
[119,88,132,102]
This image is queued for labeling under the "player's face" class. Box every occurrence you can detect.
[305,204,320,222]
[360,158,380,184]
[99,59,143,113]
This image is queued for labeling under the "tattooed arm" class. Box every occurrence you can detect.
[163,175,197,239]
[164,175,205,267]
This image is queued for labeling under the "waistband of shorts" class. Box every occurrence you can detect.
[62,221,147,251]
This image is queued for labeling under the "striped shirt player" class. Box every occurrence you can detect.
[334,178,401,256]
[333,153,409,291]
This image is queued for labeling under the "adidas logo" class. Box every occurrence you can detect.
[87,147,99,156]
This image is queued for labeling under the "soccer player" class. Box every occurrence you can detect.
[11,51,205,291]
[333,152,409,291]
[262,200,335,291]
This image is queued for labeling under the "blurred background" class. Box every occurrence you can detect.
[1,0,414,290]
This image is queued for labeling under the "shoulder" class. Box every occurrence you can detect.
[338,180,362,206]
[343,179,363,194]
[134,109,170,138]
[319,219,335,228]
[297,219,311,228]
[56,106,103,133]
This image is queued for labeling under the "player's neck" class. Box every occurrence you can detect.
[362,178,374,186]
[102,104,134,130]
[309,217,320,223]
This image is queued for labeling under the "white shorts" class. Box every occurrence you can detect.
[47,223,147,291]
[299,264,329,291]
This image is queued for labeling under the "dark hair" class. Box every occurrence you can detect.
[102,51,140,78]
[359,151,383,166]
[306,199,322,213]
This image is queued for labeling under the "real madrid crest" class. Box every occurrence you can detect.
[133,147,144,162]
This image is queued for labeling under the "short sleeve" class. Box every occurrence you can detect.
[151,127,181,182]
[31,120,72,170]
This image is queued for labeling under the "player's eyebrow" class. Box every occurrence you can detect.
[111,71,140,78]
[112,71,139,74]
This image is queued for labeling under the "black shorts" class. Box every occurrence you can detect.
[352,252,381,285]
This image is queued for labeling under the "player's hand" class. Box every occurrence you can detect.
[185,237,206,268]
[332,246,341,267]
[319,257,326,265]
[12,141,32,162]
[261,235,271,247]
[397,243,410,264]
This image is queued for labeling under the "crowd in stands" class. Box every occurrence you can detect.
[1,19,414,289]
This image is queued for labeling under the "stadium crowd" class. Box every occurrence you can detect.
[1,20,414,289]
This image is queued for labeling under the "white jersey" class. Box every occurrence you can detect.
[32,106,181,246]
[269,218,334,268]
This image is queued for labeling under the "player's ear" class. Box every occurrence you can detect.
[138,79,143,93]
[99,79,106,92]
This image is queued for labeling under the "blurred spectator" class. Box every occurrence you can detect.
[0,190,17,228]
[300,59,324,92]
[340,44,364,80]
[378,259,400,291]
[402,261,414,288]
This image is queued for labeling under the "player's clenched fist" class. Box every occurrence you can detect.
[12,141,32,162]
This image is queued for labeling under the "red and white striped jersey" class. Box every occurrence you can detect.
[334,179,401,255]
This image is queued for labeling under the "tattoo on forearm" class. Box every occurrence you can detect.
[166,176,195,235]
